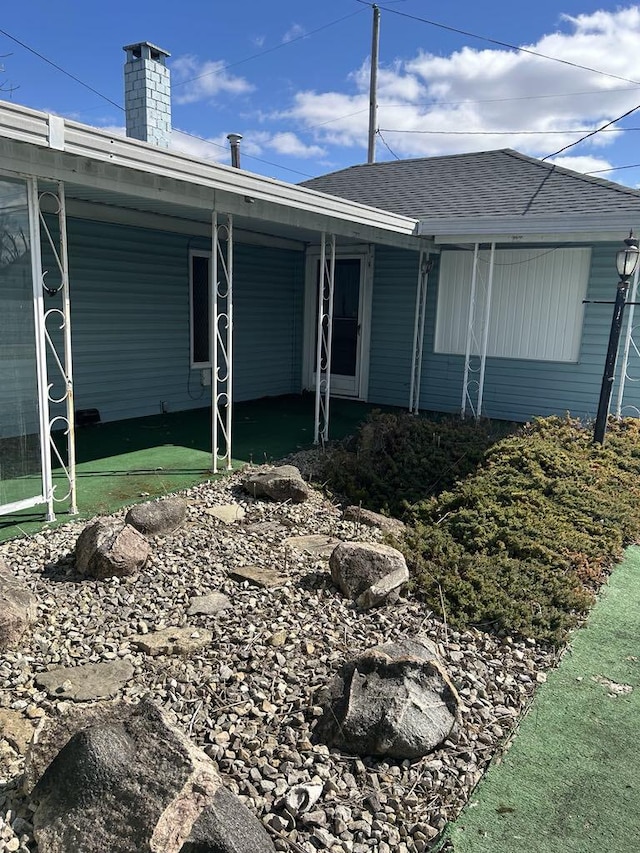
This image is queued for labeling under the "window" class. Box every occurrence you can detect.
[435,247,591,362]
[190,252,210,367]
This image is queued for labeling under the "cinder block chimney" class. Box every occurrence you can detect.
[123,41,171,148]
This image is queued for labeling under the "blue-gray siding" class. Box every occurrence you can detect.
[45,218,304,426]
[367,243,640,422]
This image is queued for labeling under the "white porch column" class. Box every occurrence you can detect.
[314,232,336,445]
[27,178,55,521]
[461,242,495,420]
[409,248,432,414]
[615,262,640,417]
[461,243,480,419]
[38,181,77,515]
[211,211,234,472]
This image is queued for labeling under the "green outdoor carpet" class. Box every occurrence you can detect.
[449,546,640,853]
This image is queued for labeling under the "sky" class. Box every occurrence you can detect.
[2,1,640,188]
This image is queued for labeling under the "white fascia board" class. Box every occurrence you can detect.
[419,213,640,243]
[0,101,418,239]
[1,137,423,251]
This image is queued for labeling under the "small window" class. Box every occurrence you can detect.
[435,247,591,362]
[190,253,210,367]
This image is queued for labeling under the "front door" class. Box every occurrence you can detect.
[304,249,372,399]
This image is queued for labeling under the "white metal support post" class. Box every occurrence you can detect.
[461,243,495,420]
[36,181,77,516]
[409,249,432,414]
[211,211,234,472]
[615,262,640,417]
[314,232,336,445]
[461,243,480,419]
[27,178,55,521]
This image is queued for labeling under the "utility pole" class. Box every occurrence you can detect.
[367,4,380,164]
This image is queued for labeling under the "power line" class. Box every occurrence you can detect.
[378,6,640,87]
[173,8,367,87]
[376,129,400,159]
[175,128,315,178]
[542,101,640,159]
[0,27,316,179]
[587,162,640,174]
[0,27,123,111]
[378,126,640,136]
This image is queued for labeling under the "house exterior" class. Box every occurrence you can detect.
[0,53,423,521]
[302,151,640,423]
[2,42,640,523]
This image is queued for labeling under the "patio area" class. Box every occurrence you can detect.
[0,395,390,542]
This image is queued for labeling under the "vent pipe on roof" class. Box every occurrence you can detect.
[123,41,172,148]
[227,133,243,168]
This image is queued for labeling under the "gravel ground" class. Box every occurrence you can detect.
[0,457,557,853]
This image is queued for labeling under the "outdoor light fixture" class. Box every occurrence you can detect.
[616,234,640,280]
[594,232,640,445]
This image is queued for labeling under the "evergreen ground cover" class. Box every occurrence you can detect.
[323,413,640,644]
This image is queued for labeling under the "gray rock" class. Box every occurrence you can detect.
[284,535,341,558]
[0,708,36,753]
[316,637,461,759]
[131,626,212,656]
[35,660,135,702]
[75,521,150,579]
[229,565,285,589]
[329,542,409,605]
[125,497,187,536]
[343,506,406,537]
[30,699,275,853]
[244,465,312,503]
[0,559,38,650]
[204,504,246,524]
[188,593,231,616]
[181,786,274,853]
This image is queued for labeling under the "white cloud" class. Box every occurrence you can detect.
[267,132,325,158]
[171,55,253,105]
[549,155,615,175]
[282,24,306,44]
[252,35,266,48]
[279,6,640,163]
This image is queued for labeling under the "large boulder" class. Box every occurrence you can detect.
[0,559,38,650]
[316,637,461,759]
[30,699,275,853]
[75,521,150,579]
[329,541,409,608]
[125,497,187,537]
[243,465,312,503]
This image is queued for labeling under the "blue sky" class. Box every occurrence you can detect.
[2,1,640,187]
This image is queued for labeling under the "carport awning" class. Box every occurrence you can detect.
[0,101,423,252]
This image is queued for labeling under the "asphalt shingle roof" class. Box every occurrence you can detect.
[300,149,640,220]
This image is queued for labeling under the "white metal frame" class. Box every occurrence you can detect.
[314,233,336,445]
[303,244,373,401]
[211,211,233,472]
[37,181,77,516]
[409,249,432,414]
[461,242,496,420]
[0,178,53,518]
[615,263,640,417]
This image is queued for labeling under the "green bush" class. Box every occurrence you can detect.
[324,411,515,517]
[325,413,640,645]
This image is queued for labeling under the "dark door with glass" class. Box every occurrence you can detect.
[315,257,362,396]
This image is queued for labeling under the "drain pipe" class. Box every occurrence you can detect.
[227,133,243,168]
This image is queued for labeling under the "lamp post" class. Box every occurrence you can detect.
[594,233,640,445]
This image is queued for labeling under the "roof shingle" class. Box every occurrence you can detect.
[301,149,640,220]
